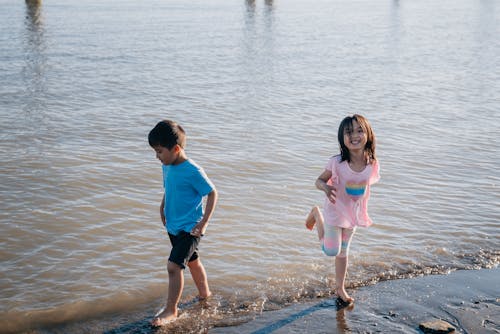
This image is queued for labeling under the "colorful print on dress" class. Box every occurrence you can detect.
[345,182,366,200]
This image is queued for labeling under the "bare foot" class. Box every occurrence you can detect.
[151,309,177,327]
[190,293,212,304]
[305,207,318,230]
[197,293,213,308]
[337,290,354,304]
[198,292,212,301]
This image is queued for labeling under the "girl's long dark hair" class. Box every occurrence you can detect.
[338,114,376,163]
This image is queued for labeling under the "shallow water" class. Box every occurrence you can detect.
[0,0,499,333]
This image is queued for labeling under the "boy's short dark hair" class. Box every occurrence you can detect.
[148,120,186,149]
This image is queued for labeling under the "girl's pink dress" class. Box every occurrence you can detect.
[323,155,380,228]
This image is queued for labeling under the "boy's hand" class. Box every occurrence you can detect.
[190,221,207,237]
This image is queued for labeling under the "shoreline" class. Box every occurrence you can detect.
[25,267,499,333]
[211,268,499,334]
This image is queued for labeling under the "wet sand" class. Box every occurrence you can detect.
[34,268,499,333]
[211,268,499,334]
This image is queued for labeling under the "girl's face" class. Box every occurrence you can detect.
[343,119,367,152]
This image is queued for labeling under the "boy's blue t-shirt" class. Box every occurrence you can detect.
[162,159,215,236]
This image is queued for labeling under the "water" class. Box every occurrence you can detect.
[0,0,499,333]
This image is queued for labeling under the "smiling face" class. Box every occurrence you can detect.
[343,119,367,153]
[337,114,376,163]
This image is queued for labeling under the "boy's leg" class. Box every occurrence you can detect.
[152,231,200,326]
[305,206,325,240]
[152,261,183,326]
[187,258,211,299]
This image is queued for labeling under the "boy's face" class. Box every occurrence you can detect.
[152,145,179,165]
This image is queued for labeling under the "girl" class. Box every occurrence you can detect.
[306,114,380,305]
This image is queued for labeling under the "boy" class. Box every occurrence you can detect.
[148,120,218,326]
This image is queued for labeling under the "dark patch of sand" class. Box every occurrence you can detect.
[211,268,499,334]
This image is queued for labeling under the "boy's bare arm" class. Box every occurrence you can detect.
[191,189,218,237]
[160,194,166,226]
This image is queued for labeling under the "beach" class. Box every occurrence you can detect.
[1,0,499,333]
[211,268,500,334]
[32,268,498,333]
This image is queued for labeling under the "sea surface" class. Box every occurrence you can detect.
[0,0,499,333]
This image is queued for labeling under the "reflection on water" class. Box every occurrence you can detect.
[335,302,354,333]
[245,0,256,12]
[245,0,274,11]
[23,0,47,115]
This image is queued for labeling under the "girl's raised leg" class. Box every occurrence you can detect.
[305,206,325,240]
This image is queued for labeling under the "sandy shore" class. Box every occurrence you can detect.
[32,268,499,333]
[211,268,499,334]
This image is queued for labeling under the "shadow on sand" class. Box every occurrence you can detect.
[249,298,354,334]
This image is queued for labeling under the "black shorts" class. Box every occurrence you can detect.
[168,231,200,269]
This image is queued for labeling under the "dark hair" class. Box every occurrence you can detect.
[148,120,186,149]
[338,114,376,163]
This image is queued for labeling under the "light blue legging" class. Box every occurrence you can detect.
[321,225,356,258]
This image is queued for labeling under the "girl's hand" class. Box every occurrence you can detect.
[324,184,337,203]
[190,221,207,237]
[316,170,336,203]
